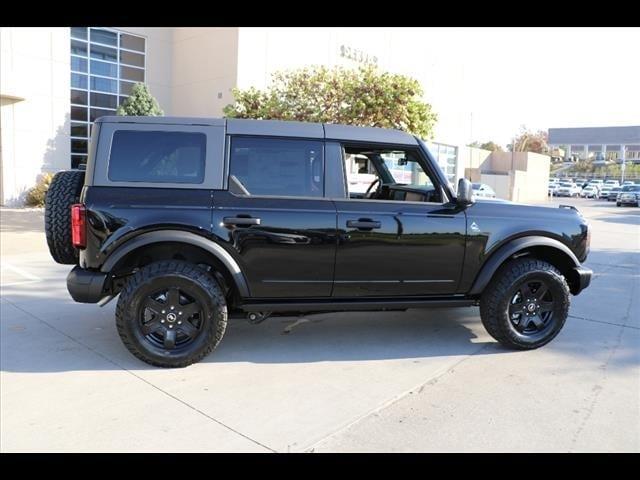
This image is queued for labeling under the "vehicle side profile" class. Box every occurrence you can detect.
[44,117,593,367]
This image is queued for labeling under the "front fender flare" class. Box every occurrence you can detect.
[468,236,580,296]
[100,230,250,298]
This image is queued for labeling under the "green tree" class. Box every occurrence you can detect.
[509,126,549,154]
[116,83,163,116]
[468,141,503,151]
[224,65,438,139]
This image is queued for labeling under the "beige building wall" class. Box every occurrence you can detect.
[170,28,239,117]
[0,27,71,205]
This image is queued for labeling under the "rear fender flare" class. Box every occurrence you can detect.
[100,230,250,298]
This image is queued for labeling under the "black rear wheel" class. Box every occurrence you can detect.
[116,261,227,367]
[480,258,570,349]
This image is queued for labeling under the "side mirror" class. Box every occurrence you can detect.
[457,178,474,205]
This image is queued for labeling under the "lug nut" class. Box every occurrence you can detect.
[178,312,182,315]
[169,325,173,329]
[162,310,166,314]
[161,319,165,323]
[178,321,182,325]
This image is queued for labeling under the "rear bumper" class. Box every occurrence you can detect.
[67,266,108,303]
[571,266,592,295]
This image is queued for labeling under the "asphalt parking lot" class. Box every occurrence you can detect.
[1,197,638,452]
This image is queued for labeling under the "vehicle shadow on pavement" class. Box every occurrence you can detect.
[0,301,508,372]
[595,213,640,226]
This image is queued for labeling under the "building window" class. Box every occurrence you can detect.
[430,142,458,184]
[70,27,146,168]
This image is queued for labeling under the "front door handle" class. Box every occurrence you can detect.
[223,216,261,226]
[347,219,381,230]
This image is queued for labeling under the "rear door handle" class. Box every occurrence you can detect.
[223,216,261,226]
[347,219,381,230]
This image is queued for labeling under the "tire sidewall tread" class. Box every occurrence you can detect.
[479,257,570,350]
[115,260,228,368]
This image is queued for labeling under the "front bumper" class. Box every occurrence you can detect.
[67,266,108,303]
[571,266,593,295]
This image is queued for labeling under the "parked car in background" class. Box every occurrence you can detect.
[604,180,620,188]
[588,179,604,188]
[622,180,638,186]
[607,186,623,201]
[598,185,614,200]
[548,182,560,197]
[472,183,496,198]
[616,185,640,207]
[555,182,581,197]
[580,185,599,199]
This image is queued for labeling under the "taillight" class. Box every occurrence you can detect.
[71,204,86,249]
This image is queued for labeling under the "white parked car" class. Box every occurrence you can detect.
[580,185,599,199]
[555,182,581,197]
[472,183,496,198]
[548,182,560,196]
[604,180,620,188]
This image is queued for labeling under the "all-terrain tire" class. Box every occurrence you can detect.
[44,170,85,264]
[479,257,570,350]
[115,260,228,368]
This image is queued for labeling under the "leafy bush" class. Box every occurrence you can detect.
[224,65,438,139]
[24,173,54,207]
[116,83,163,116]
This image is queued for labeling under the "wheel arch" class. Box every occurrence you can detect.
[469,236,582,296]
[101,230,250,300]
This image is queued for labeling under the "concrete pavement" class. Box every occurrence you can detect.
[1,199,638,452]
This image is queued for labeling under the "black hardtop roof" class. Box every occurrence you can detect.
[95,116,419,146]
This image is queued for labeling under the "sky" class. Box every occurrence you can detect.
[384,27,640,146]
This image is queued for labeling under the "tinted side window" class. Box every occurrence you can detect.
[229,137,324,197]
[109,130,206,183]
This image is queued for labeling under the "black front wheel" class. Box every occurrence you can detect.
[480,258,570,349]
[116,261,227,367]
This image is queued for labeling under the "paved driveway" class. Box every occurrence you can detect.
[1,198,638,452]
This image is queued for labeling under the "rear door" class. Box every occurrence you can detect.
[212,130,338,299]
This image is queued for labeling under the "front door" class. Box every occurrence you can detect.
[333,144,466,297]
[212,136,337,298]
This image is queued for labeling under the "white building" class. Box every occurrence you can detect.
[0,27,472,205]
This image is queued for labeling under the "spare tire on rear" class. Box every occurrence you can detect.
[44,170,85,265]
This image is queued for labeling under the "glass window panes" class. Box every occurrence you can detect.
[90,44,117,62]
[69,28,146,168]
[90,92,118,109]
[71,56,87,73]
[121,34,145,52]
[90,108,116,122]
[70,27,87,40]
[71,106,88,122]
[90,76,118,93]
[71,73,87,89]
[70,89,88,105]
[108,131,206,184]
[71,39,87,56]
[119,81,135,96]
[230,137,324,197]
[120,50,144,67]
[90,28,117,46]
[71,139,88,154]
[120,65,144,82]
[90,60,118,78]
[71,155,87,169]
[71,123,88,138]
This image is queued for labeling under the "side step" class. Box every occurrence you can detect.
[240,297,476,313]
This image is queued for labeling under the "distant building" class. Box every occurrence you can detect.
[548,126,640,164]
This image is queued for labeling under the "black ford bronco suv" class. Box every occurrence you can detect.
[44,116,592,367]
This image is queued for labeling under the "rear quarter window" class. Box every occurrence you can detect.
[108,130,206,184]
